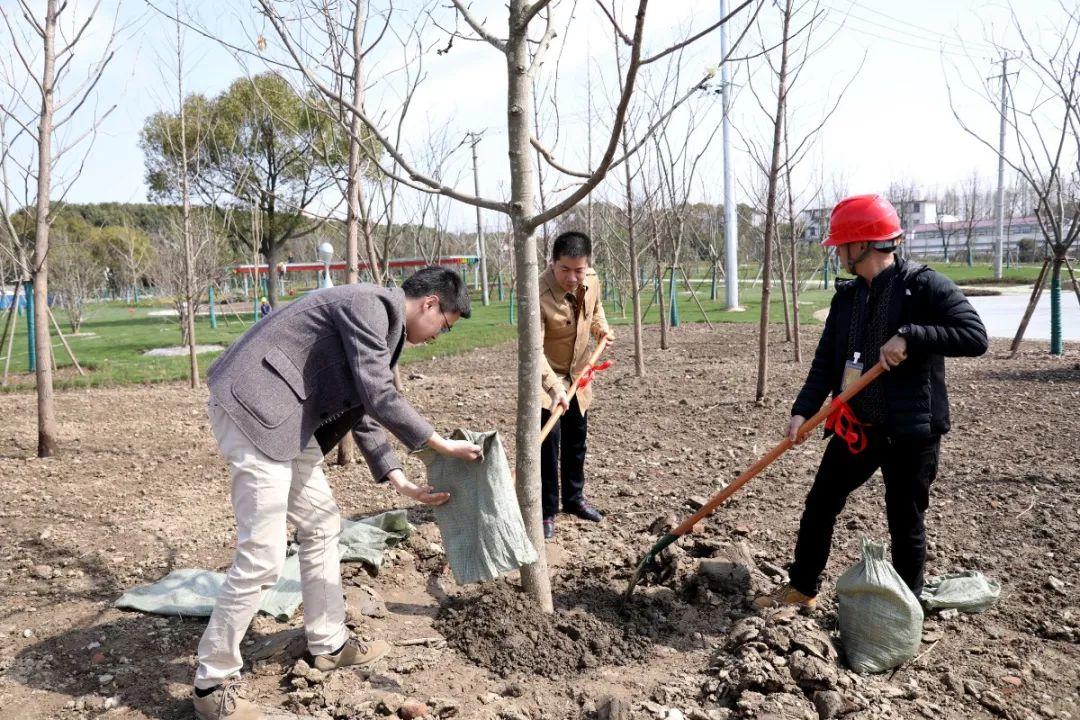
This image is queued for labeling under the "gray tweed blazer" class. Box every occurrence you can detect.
[207,284,434,480]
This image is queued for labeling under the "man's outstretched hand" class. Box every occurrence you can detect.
[426,433,483,461]
[387,469,450,506]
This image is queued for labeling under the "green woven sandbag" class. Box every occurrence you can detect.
[920,571,1001,613]
[417,429,538,585]
[836,539,924,673]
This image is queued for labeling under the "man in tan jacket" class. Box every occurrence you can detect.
[539,231,614,539]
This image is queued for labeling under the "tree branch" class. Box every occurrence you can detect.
[641,0,756,66]
[527,5,557,79]
[530,135,591,178]
[520,0,554,30]
[449,0,507,50]
[593,0,631,46]
[256,0,508,214]
[56,0,102,58]
[529,0,650,228]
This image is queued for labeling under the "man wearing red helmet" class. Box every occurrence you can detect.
[754,194,988,610]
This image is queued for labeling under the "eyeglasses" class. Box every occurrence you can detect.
[439,309,452,335]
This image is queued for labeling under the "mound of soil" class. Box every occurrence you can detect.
[434,578,668,679]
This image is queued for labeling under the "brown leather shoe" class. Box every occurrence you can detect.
[192,681,264,720]
[311,637,391,672]
[752,583,817,610]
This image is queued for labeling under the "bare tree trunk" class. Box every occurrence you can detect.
[33,0,59,456]
[250,206,260,318]
[790,231,802,362]
[775,233,791,341]
[755,0,793,403]
[651,211,668,350]
[507,2,551,612]
[784,127,802,363]
[621,128,645,378]
[178,22,199,389]
[338,1,368,467]
[265,234,279,307]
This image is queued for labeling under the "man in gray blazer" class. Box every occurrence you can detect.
[193,266,482,720]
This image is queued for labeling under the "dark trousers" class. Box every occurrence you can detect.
[540,396,588,519]
[788,432,941,597]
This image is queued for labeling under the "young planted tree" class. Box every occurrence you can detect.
[949,7,1080,355]
[618,125,650,376]
[49,227,104,334]
[148,211,228,340]
[257,0,758,611]
[298,0,385,464]
[651,82,721,335]
[0,0,118,455]
[958,172,985,267]
[98,223,153,303]
[749,0,793,402]
[741,0,855,381]
[150,6,205,387]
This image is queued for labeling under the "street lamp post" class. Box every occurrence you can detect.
[318,242,334,289]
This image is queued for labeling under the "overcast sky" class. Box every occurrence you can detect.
[1,0,1069,235]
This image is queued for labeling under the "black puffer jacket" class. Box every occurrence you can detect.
[791,256,989,437]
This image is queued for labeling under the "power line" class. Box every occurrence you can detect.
[827,1,999,54]
[820,3,1000,59]
[819,14,989,60]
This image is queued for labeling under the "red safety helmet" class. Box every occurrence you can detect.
[823,194,902,247]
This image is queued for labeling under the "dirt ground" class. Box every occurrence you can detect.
[1,324,1078,720]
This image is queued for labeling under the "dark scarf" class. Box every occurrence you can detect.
[847,262,898,425]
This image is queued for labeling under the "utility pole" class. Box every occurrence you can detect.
[721,0,742,310]
[469,132,490,305]
[989,56,1018,280]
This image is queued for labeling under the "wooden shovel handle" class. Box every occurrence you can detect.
[669,361,888,537]
[539,338,610,444]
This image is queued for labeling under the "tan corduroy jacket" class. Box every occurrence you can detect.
[539,266,611,412]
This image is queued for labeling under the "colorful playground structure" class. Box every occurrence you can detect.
[229,255,482,322]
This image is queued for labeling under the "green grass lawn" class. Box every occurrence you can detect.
[0,298,522,391]
[602,282,832,328]
[0,283,833,391]
[678,260,1044,286]
[929,262,1043,284]
[0,261,1040,391]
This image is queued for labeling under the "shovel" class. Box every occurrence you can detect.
[623,361,887,601]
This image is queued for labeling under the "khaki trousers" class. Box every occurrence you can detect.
[194,400,349,688]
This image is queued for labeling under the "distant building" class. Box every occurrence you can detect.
[799,206,832,242]
[895,199,937,226]
[906,215,1043,258]
[753,196,1039,259]
[797,199,937,243]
